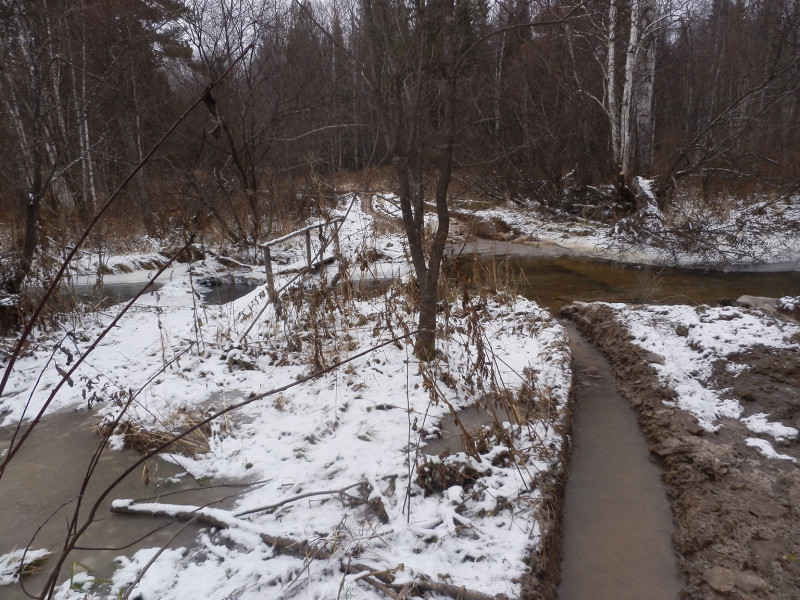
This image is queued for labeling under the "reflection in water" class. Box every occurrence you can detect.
[0,411,233,599]
[463,255,800,311]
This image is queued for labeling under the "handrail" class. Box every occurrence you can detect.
[239,216,345,343]
[258,217,344,248]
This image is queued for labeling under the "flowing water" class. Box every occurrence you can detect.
[477,255,800,312]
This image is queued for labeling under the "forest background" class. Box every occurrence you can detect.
[2,0,799,298]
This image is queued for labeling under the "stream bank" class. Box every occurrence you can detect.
[561,302,800,600]
[0,411,235,599]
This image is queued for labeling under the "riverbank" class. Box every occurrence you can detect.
[0,196,573,600]
[3,193,800,599]
[562,301,800,599]
[449,195,800,271]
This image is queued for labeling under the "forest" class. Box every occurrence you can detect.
[2,2,800,600]
[2,0,799,298]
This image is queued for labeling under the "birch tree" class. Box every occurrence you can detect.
[619,0,657,183]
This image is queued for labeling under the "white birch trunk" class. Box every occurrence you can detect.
[606,0,621,170]
[494,30,506,139]
[620,0,640,182]
[635,0,656,178]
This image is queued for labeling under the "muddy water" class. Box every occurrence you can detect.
[420,399,512,457]
[0,411,233,599]
[464,253,800,312]
[558,324,682,600]
[72,281,260,307]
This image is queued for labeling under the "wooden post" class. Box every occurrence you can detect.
[264,246,275,299]
[264,245,282,318]
[305,229,312,269]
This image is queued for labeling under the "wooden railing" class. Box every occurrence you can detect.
[239,217,344,342]
[258,217,344,307]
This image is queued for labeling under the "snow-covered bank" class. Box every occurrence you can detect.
[456,191,800,270]
[1,196,572,600]
[607,302,799,457]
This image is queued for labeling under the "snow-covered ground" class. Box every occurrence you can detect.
[461,188,800,269]
[1,195,572,599]
[601,302,799,460]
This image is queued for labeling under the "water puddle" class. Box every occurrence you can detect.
[558,323,682,599]
[0,410,236,599]
[71,282,164,308]
[198,282,260,305]
[420,399,512,457]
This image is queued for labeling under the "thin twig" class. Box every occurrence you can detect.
[234,481,367,518]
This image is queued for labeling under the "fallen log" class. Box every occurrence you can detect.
[110,499,334,560]
[111,500,504,600]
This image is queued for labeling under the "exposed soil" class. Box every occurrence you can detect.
[561,302,800,600]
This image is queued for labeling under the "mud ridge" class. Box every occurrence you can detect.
[561,302,800,600]
[520,376,575,600]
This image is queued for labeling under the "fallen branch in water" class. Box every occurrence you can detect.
[110,500,503,600]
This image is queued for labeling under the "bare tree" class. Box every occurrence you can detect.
[355,0,459,360]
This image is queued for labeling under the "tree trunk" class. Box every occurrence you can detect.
[413,0,455,361]
[635,0,656,178]
[6,195,42,295]
[620,0,640,183]
[606,0,621,170]
[415,275,439,360]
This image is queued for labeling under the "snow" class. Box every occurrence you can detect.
[459,189,800,268]
[779,295,800,311]
[0,549,51,586]
[741,413,799,441]
[745,438,797,462]
[2,195,572,600]
[608,302,800,450]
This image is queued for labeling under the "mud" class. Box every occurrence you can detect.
[561,302,800,599]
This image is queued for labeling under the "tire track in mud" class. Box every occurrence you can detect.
[561,302,800,600]
[558,323,682,600]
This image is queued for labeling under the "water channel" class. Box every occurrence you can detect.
[558,324,683,600]
[2,253,799,598]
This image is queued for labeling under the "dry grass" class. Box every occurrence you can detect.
[17,552,52,578]
[101,407,223,456]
